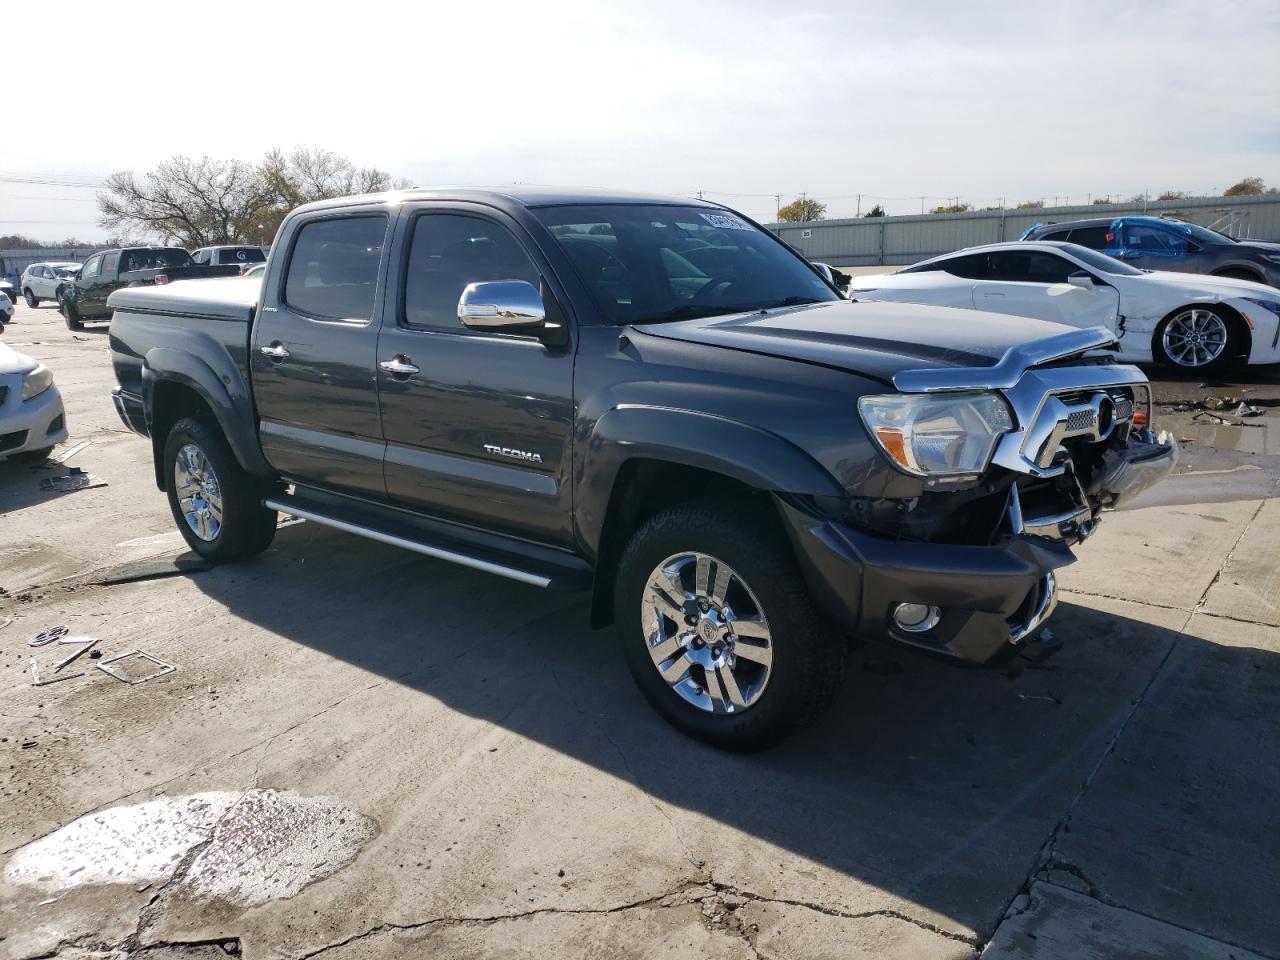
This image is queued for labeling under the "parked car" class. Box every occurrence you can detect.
[1022,216,1280,287]
[20,261,82,307]
[191,245,269,267]
[850,241,1280,372]
[0,342,68,461]
[107,188,1175,750]
[0,291,13,329]
[241,262,266,278]
[58,247,241,331]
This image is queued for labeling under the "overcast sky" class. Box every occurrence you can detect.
[3,0,1278,242]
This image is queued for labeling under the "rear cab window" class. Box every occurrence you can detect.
[283,215,388,322]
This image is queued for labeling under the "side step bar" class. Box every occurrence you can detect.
[263,494,590,590]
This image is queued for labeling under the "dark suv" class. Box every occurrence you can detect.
[1022,216,1280,287]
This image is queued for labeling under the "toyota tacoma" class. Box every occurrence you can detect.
[107,188,1176,750]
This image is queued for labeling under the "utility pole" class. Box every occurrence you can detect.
[856,193,862,217]
[774,194,782,225]
[800,192,807,222]
[920,196,925,215]
[696,190,703,200]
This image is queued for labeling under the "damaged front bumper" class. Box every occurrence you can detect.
[779,428,1178,665]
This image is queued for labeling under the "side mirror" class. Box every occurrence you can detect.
[458,280,547,334]
[811,261,835,283]
[1067,271,1095,289]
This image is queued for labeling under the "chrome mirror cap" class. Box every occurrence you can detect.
[458,280,546,332]
[1067,271,1095,289]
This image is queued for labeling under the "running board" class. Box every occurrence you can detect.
[264,494,589,590]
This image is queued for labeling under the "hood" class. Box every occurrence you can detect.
[1234,239,1280,254]
[0,343,38,376]
[633,300,1077,383]
[1139,269,1279,299]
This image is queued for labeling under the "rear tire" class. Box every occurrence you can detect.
[1153,305,1240,373]
[1214,269,1260,283]
[23,289,38,308]
[163,417,277,563]
[614,499,846,751]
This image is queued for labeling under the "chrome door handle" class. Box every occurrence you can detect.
[982,292,1006,298]
[260,341,290,361]
[380,355,420,377]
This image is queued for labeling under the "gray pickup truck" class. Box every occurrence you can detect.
[108,188,1176,750]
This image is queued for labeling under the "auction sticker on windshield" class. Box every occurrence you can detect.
[700,212,752,231]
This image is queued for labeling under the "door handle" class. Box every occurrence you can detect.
[259,341,290,361]
[380,355,420,377]
[981,292,1005,298]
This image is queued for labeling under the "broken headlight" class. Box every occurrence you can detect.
[22,364,54,401]
[858,391,1013,479]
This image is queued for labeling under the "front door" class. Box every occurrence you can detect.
[72,254,103,315]
[250,209,391,499]
[972,250,1120,332]
[375,205,576,546]
[1116,222,1202,275]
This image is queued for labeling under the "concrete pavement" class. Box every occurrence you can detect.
[1,301,1277,959]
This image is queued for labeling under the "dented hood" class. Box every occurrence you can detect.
[1137,269,1278,300]
[633,299,1076,382]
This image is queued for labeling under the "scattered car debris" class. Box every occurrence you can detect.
[53,636,102,672]
[50,439,92,463]
[28,625,69,647]
[1234,402,1264,417]
[96,650,177,685]
[30,657,85,686]
[1193,411,1263,428]
[39,467,108,493]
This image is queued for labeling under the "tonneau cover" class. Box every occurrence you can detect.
[108,277,258,323]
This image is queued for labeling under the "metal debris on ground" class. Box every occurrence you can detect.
[53,636,102,672]
[50,440,92,464]
[96,650,178,685]
[1234,402,1264,417]
[39,467,108,493]
[28,625,69,647]
[1193,411,1263,429]
[30,657,85,686]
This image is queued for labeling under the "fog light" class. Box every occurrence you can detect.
[892,602,941,634]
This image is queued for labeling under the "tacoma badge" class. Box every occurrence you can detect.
[483,444,543,464]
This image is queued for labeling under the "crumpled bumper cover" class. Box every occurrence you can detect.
[778,499,1075,665]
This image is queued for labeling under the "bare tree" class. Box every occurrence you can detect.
[98,148,412,246]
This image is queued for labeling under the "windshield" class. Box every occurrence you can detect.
[533,204,839,324]
[1060,244,1145,276]
[1175,222,1236,245]
[122,248,194,271]
[52,266,79,278]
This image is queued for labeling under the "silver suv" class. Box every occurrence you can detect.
[20,262,82,308]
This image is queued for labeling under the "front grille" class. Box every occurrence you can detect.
[1113,396,1134,421]
[1065,409,1096,432]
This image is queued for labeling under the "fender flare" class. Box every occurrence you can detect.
[576,404,845,557]
[142,345,273,485]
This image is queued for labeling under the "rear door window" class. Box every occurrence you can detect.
[284,216,388,322]
[102,252,118,275]
[1065,226,1109,249]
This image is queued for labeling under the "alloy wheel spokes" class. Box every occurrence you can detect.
[174,442,223,542]
[641,551,773,715]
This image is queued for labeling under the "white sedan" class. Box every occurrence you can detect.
[851,241,1280,372]
[0,343,68,461]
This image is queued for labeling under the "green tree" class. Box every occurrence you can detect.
[1015,200,1044,210]
[930,202,970,214]
[863,204,886,217]
[1224,176,1266,197]
[1156,190,1185,201]
[776,197,827,222]
[1091,197,1111,205]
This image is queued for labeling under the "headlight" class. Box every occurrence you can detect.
[22,364,54,401]
[1241,297,1280,320]
[858,391,1014,479]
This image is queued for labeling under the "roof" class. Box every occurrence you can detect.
[291,186,718,217]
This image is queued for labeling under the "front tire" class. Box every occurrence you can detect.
[163,417,277,563]
[1153,305,1239,373]
[23,289,38,308]
[614,500,846,751]
[61,298,83,331]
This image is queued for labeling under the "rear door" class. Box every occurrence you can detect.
[73,254,103,314]
[1117,222,1202,275]
[250,208,392,498]
[973,250,1119,330]
[374,203,576,545]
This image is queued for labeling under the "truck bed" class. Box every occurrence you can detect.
[108,276,258,322]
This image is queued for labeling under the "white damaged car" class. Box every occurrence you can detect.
[851,241,1280,372]
[0,343,68,461]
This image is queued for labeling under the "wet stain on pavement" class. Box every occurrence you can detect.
[5,789,376,907]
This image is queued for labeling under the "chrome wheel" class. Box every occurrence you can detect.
[1162,308,1228,368]
[173,442,223,542]
[641,551,773,714]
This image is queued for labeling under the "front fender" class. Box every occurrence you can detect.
[142,345,273,482]
[576,404,845,556]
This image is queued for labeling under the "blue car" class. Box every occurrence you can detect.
[1022,216,1280,288]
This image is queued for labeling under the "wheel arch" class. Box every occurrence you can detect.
[581,406,844,628]
[142,347,273,491]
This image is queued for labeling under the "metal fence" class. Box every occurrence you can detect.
[769,194,1280,268]
[1,247,106,282]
